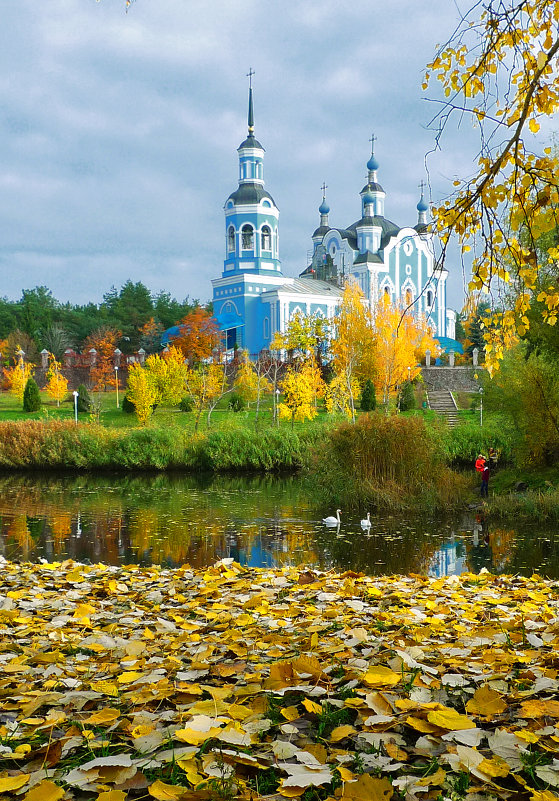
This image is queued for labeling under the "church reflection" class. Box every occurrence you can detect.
[0,473,557,579]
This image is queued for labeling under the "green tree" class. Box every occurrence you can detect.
[76,384,92,413]
[360,378,376,412]
[398,380,416,412]
[19,287,59,340]
[102,281,154,351]
[23,378,41,412]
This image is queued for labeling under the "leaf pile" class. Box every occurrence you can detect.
[0,559,559,800]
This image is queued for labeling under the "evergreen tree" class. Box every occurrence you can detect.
[23,378,41,412]
[76,384,92,413]
[360,378,376,411]
[399,380,416,412]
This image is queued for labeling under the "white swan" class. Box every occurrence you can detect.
[361,512,371,528]
[322,509,341,525]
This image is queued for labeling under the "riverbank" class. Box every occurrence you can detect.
[0,559,557,800]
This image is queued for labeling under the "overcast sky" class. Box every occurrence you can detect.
[1,0,477,311]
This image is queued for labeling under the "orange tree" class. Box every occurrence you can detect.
[84,328,121,391]
[170,307,221,365]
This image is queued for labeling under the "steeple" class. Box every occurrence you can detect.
[416,180,429,228]
[319,182,330,227]
[222,75,281,277]
[360,135,385,218]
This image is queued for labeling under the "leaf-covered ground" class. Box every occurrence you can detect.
[0,560,559,801]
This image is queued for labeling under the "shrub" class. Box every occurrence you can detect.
[121,392,136,414]
[76,384,92,413]
[360,379,376,411]
[228,393,246,412]
[23,378,41,412]
[178,396,194,412]
[305,412,467,511]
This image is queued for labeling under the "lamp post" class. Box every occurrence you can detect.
[479,386,483,427]
[72,390,79,424]
[115,366,119,408]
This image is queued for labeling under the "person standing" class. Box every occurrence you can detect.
[475,454,486,473]
[481,462,490,497]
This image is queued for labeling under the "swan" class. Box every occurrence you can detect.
[322,509,341,525]
[361,512,371,528]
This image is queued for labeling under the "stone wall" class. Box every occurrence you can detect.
[421,366,484,392]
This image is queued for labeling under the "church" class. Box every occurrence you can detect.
[211,87,456,356]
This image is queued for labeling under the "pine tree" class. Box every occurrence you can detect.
[360,378,376,411]
[76,384,92,412]
[399,380,416,412]
[23,378,41,412]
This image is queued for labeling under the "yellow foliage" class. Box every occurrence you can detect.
[127,362,158,426]
[279,362,323,426]
[45,355,68,406]
[5,357,34,402]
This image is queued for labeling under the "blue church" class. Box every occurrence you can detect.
[211,88,456,356]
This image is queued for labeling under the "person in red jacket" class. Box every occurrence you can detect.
[475,454,486,473]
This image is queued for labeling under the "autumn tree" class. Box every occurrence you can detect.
[372,298,438,408]
[330,282,376,422]
[171,307,221,365]
[4,353,34,403]
[233,350,259,407]
[45,354,69,407]
[271,311,328,362]
[424,0,559,372]
[184,362,230,431]
[144,346,187,407]
[84,327,121,391]
[278,362,323,428]
[126,363,157,426]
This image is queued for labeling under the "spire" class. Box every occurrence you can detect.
[367,133,379,182]
[319,181,330,224]
[247,68,255,135]
[417,179,428,227]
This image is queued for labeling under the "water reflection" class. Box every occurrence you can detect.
[0,473,557,578]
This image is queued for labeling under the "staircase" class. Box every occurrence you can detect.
[427,389,461,427]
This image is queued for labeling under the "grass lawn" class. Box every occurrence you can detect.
[0,390,335,433]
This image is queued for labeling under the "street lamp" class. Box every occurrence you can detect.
[115,366,119,408]
[479,386,483,427]
[72,390,79,424]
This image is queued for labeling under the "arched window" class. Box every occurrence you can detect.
[261,225,272,251]
[383,286,391,304]
[227,226,235,252]
[263,317,270,339]
[426,289,433,308]
[405,289,413,306]
[241,225,254,250]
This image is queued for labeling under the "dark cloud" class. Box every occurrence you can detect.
[1,0,472,310]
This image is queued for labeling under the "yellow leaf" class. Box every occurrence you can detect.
[97,791,128,801]
[132,723,155,739]
[342,773,393,800]
[478,756,510,778]
[90,681,119,697]
[23,781,65,801]
[530,791,559,801]
[302,699,322,715]
[529,118,540,134]
[362,666,400,686]
[148,779,189,800]
[117,671,143,684]
[405,716,438,733]
[278,786,305,798]
[337,766,355,781]
[329,724,356,742]
[281,705,300,722]
[515,730,540,744]
[0,774,30,792]
[417,766,446,786]
[73,603,96,619]
[466,685,507,717]
[86,707,121,725]
[427,708,475,730]
[174,727,221,745]
[520,700,559,718]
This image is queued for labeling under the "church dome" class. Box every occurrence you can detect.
[361,181,384,194]
[417,195,429,213]
[367,153,379,171]
[319,199,330,215]
[362,191,375,206]
[238,133,264,150]
[227,182,276,206]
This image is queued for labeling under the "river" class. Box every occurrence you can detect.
[0,473,556,578]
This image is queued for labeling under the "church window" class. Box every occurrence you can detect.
[242,225,254,249]
[405,289,413,306]
[262,199,271,207]
[404,240,413,256]
[261,226,272,250]
[406,264,412,275]
[263,317,270,339]
[227,226,235,252]
[427,290,433,308]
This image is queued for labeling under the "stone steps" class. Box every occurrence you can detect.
[427,390,461,427]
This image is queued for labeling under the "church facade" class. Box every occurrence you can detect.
[211,90,456,356]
